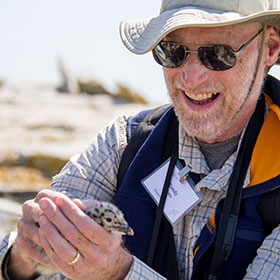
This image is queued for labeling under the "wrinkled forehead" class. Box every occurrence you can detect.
[164,22,263,43]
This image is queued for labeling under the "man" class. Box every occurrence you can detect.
[1,0,280,279]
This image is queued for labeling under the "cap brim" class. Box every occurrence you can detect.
[120,6,280,54]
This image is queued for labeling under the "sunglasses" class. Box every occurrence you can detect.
[152,29,263,71]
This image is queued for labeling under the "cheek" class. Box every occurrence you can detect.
[163,68,179,86]
[215,58,253,93]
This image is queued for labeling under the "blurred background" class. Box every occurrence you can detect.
[0,1,280,238]
[0,0,168,238]
[0,0,169,104]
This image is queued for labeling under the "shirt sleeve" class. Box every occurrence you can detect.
[50,115,129,201]
[125,257,167,280]
[243,226,280,279]
[0,232,18,280]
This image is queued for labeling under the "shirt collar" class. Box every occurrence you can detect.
[178,123,251,192]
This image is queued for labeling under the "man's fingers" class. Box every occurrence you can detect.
[37,213,82,265]
[39,233,94,279]
[17,217,41,245]
[32,194,130,279]
[56,196,121,251]
[14,232,49,266]
[34,189,66,204]
[38,197,120,264]
[38,198,107,264]
[37,205,107,278]
[20,189,64,224]
[21,199,44,224]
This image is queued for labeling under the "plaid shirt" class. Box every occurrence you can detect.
[1,111,280,280]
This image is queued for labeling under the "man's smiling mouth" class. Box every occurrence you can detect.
[184,91,220,105]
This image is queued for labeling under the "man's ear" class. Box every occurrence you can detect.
[264,26,280,66]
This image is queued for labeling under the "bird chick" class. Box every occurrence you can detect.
[34,201,133,275]
[86,202,134,236]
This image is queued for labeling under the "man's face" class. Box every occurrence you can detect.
[163,23,266,143]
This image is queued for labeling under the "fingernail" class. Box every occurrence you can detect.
[39,199,48,210]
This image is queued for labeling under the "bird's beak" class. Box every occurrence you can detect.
[125,226,134,236]
[113,225,134,236]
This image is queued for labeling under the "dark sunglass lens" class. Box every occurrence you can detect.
[198,45,236,70]
[153,42,187,68]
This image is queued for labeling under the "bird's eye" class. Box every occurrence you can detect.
[106,218,112,223]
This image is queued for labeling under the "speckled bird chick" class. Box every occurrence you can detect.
[86,202,134,236]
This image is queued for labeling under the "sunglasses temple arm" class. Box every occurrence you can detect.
[235,29,263,56]
[187,50,199,54]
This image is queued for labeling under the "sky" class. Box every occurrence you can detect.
[1,1,280,105]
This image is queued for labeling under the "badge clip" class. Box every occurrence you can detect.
[178,165,192,182]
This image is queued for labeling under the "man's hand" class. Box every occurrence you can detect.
[8,190,61,278]
[37,193,132,279]
[8,189,133,279]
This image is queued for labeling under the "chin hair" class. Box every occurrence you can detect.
[183,120,224,142]
[173,104,225,141]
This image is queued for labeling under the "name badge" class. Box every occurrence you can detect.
[141,158,203,225]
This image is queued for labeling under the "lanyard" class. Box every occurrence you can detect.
[147,115,179,279]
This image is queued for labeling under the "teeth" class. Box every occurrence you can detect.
[184,91,216,101]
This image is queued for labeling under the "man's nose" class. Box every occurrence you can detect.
[180,54,209,89]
